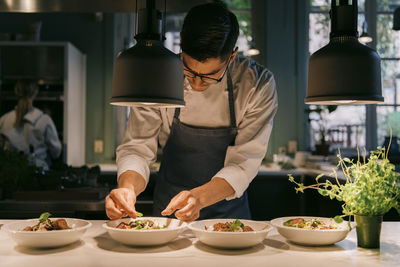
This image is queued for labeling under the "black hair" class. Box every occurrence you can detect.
[181,1,239,62]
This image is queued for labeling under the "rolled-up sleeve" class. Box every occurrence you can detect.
[116,107,162,186]
[213,73,278,200]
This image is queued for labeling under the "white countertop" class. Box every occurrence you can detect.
[1,220,399,267]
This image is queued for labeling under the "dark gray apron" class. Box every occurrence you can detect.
[153,71,251,220]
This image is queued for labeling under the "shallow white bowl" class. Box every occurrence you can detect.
[270,216,352,246]
[188,219,271,249]
[103,217,187,246]
[4,218,92,248]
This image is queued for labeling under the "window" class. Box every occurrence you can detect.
[308,0,400,152]
[376,0,400,146]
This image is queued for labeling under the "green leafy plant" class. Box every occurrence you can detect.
[288,145,400,224]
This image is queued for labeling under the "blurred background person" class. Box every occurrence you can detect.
[0,80,62,170]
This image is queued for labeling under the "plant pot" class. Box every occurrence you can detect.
[355,214,383,248]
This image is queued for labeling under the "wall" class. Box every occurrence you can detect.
[0,12,117,164]
[252,0,309,156]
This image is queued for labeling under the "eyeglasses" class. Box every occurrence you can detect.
[182,57,230,85]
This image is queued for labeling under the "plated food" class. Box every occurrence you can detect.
[271,216,352,246]
[4,212,92,248]
[283,217,338,230]
[116,219,166,230]
[206,219,254,232]
[103,217,187,246]
[22,212,71,231]
[188,219,271,249]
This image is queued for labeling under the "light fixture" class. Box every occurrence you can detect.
[393,7,400,30]
[358,21,373,44]
[306,0,383,105]
[110,0,185,107]
[246,38,260,56]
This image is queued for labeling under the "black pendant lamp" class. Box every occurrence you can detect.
[358,21,373,44]
[306,0,383,105]
[110,0,185,107]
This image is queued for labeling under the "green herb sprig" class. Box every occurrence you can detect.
[39,212,52,223]
[229,219,244,231]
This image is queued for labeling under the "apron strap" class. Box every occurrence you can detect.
[226,70,236,127]
[174,70,236,128]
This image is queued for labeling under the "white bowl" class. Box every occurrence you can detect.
[270,216,352,246]
[103,217,187,246]
[4,218,92,248]
[188,219,271,249]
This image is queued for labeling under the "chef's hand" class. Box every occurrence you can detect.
[105,170,146,220]
[105,188,138,219]
[161,190,202,222]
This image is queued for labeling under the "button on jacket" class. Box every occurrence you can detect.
[116,56,278,200]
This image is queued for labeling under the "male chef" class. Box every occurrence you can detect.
[105,1,278,222]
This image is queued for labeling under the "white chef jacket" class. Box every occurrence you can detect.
[0,107,62,170]
[116,55,278,200]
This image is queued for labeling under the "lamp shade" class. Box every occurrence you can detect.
[110,0,185,107]
[305,0,383,105]
[394,7,400,30]
[110,40,184,107]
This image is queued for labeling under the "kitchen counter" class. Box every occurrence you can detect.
[0,220,399,267]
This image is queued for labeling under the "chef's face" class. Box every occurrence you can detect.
[181,50,236,91]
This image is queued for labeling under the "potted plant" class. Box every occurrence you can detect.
[288,144,400,248]
[306,105,338,156]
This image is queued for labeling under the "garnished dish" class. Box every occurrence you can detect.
[283,218,338,230]
[188,219,271,249]
[22,212,71,231]
[206,219,254,232]
[4,212,92,248]
[271,216,352,246]
[116,219,167,230]
[103,217,187,246]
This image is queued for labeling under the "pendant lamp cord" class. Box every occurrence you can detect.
[163,0,166,37]
[135,0,138,37]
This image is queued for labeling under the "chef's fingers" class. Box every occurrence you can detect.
[161,191,190,216]
[109,189,136,217]
[174,198,196,218]
[177,210,199,222]
[105,195,124,220]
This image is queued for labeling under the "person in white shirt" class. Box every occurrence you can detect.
[105,1,278,222]
[0,80,62,170]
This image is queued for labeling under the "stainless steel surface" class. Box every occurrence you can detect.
[0,0,213,13]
